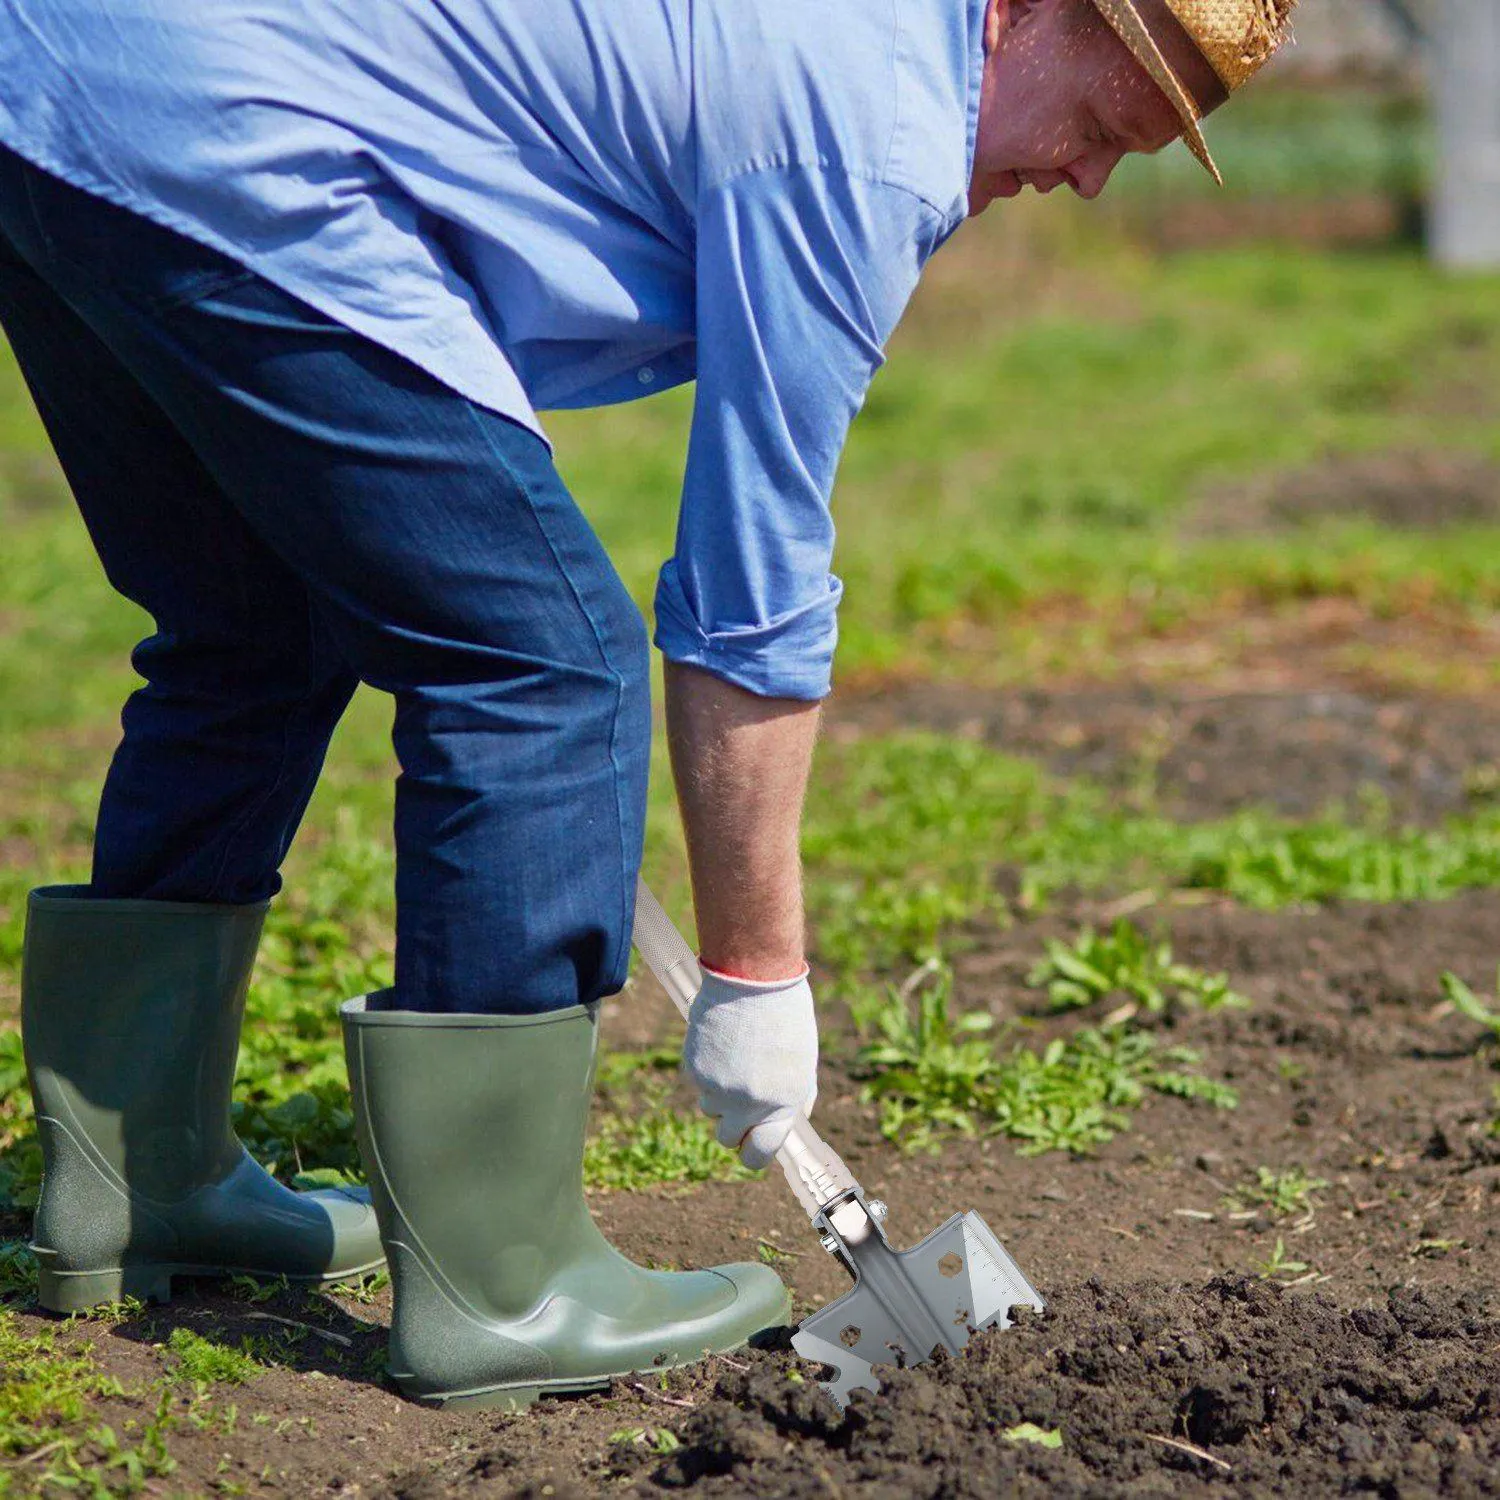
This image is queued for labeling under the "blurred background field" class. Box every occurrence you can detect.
[0,1,1496,1004]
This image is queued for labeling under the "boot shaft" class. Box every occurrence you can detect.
[342,996,604,1319]
[22,886,267,1200]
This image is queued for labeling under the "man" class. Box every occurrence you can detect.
[0,0,1291,1409]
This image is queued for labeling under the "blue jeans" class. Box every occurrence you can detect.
[0,148,650,1015]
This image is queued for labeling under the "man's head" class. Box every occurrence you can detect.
[968,0,1290,213]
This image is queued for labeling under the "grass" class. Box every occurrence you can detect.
[584,1089,753,1193]
[803,733,1500,985]
[586,1044,751,1193]
[0,1310,179,1495]
[164,1328,264,1390]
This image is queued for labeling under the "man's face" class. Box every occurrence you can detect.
[969,0,1222,213]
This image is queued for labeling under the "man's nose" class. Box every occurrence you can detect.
[1067,144,1128,200]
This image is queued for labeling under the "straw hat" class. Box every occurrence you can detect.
[1091,0,1298,184]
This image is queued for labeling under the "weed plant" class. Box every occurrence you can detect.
[853,963,1236,1154]
[1028,919,1248,1016]
[1223,1166,1330,1219]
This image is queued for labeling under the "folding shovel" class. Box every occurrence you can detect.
[632,879,1044,1408]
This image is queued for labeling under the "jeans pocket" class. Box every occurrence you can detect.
[145,244,259,314]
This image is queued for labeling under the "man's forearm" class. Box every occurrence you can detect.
[664,661,821,979]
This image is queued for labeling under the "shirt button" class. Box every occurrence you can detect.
[637,366,656,385]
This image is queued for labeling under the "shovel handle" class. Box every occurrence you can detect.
[632,878,860,1219]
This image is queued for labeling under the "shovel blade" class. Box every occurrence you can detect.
[791,1210,1042,1409]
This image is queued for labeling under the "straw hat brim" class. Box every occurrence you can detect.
[1091,0,1223,184]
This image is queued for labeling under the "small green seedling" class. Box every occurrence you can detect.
[227,1274,290,1305]
[1002,1423,1063,1449]
[610,1426,681,1455]
[1441,969,1500,1041]
[1223,1166,1329,1219]
[1249,1238,1312,1283]
[326,1268,390,1303]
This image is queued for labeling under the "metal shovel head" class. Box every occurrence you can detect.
[791,1210,1044,1409]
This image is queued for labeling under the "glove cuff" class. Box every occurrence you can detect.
[697,960,811,995]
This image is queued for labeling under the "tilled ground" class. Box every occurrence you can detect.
[6,881,1498,1497]
[6,676,1500,1495]
[628,1279,1500,1498]
[827,679,1500,823]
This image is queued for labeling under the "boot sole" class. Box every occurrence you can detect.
[35,1254,389,1314]
[405,1374,612,1412]
[400,1308,793,1413]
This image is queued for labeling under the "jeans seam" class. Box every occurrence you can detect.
[463,405,635,993]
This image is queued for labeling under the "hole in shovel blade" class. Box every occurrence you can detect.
[840,1325,862,1348]
[937,1252,964,1278]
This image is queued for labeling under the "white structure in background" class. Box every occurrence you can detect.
[1266,0,1426,74]
[1431,0,1500,268]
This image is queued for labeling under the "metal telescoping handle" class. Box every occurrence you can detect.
[631,878,859,1220]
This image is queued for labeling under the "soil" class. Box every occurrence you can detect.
[825,680,1500,823]
[10,879,1500,1496]
[1190,450,1500,537]
[7,675,1500,1495]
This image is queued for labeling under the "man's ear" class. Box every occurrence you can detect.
[984,0,1009,54]
[985,0,1046,53]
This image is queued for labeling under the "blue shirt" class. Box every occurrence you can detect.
[0,0,984,698]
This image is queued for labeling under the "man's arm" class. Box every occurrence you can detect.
[665,660,820,978]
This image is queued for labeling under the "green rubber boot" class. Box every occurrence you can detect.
[22,887,385,1313]
[342,995,792,1410]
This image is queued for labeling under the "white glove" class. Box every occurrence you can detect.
[682,963,819,1170]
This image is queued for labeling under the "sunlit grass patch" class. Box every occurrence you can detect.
[585,1042,752,1192]
[0,1309,180,1492]
[164,1328,264,1390]
[584,1094,753,1194]
[804,732,1500,985]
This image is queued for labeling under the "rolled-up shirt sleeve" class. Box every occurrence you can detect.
[653,165,946,699]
